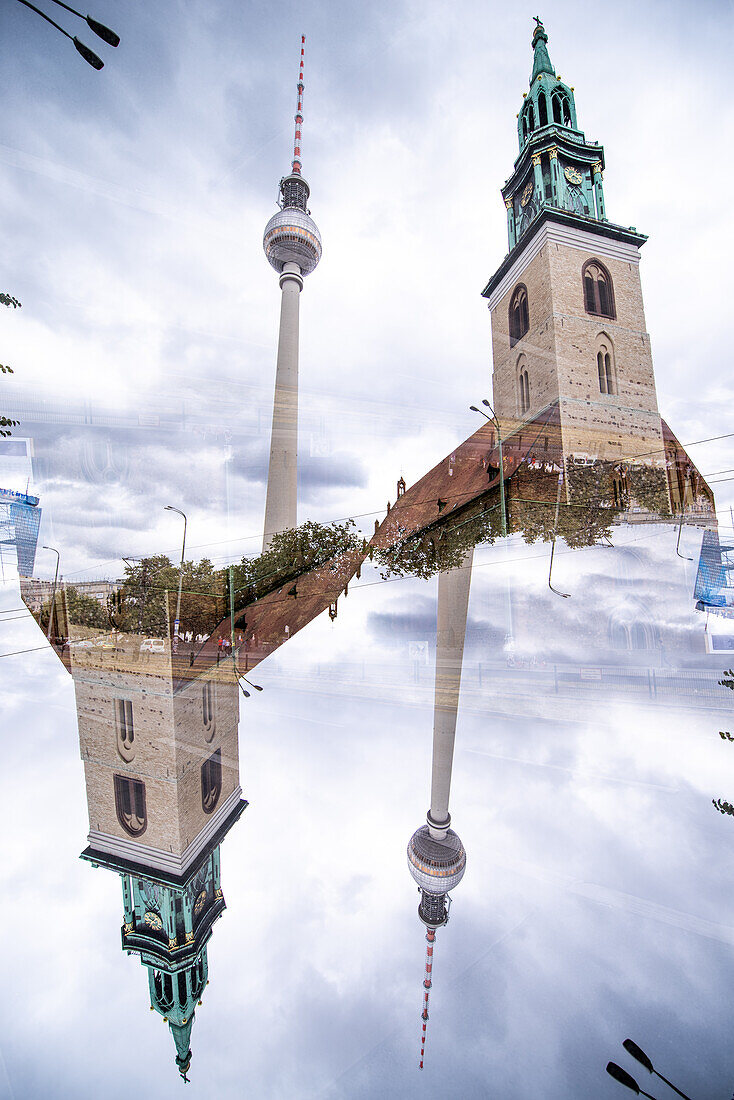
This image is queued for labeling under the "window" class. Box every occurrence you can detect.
[153,971,174,1011]
[552,92,571,125]
[596,338,616,395]
[583,260,615,319]
[519,370,530,414]
[114,774,147,837]
[509,284,529,345]
[202,681,216,743]
[115,698,135,761]
[538,92,548,127]
[201,749,222,815]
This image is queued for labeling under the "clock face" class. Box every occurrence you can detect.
[564,165,583,185]
[521,181,534,207]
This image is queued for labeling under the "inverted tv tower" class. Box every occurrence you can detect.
[262,36,322,551]
[407,552,472,1069]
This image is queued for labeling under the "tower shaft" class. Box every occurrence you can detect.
[428,549,473,838]
[263,262,302,550]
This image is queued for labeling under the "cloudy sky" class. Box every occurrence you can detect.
[3,524,734,1099]
[0,0,731,579]
[2,0,734,1096]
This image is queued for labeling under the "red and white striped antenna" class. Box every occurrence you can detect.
[291,35,305,176]
[418,927,436,1070]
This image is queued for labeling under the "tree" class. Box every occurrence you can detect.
[375,507,501,580]
[230,520,364,609]
[112,555,224,637]
[1,292,20,438]
[40,584,108,631]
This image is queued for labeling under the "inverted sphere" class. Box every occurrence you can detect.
[407,825,466,894]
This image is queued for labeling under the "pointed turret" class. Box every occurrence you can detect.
[170,1017,194,1082]
[495,19,613,253]
[530,18,555,82]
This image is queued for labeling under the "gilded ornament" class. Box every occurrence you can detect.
[531,152,542,166]
[521,181,534,207]
[504,196,513,210]
[194,889,207,917]
[215,888,223,899]
[548,146,558,159]
[564,166,583,185]
[592,160,603,175]
[168,936,178,949]
[185,931,194,944]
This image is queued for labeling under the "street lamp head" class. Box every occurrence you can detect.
[85,15,120,47]
[72,35,103,68]
[482,399,491,407]
[469,405,480,413]
[606,1062,641,1093]
[622,1041,654,1075]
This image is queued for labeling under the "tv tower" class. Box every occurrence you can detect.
[262,36,322,551]
[407,552,473,1069]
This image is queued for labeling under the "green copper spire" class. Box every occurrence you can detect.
[170,1017,194,1082]
[501,21,609,251]
[530,17,555,82]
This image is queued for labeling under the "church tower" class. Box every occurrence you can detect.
[69,630,247,1079]
[482,20,669,489]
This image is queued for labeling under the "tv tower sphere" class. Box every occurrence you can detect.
[407,825,466,897]
[263,177,322,276]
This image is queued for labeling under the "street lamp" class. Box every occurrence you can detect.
[164,506,187,654]
[42,545,60,641]
[548,468,571,599]
[469,399,507,537]
[622,1039,694,1100]
[15,0,120,69]
[675,510,693,561]
[606,1061,660,1099]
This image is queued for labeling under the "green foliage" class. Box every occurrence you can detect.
[1,292,20,438]
[40,585,109,631]
[113,555,225,637]
[719,669,734,691]
[628,464,669,515]
[230,520,363,606]
[511,462,621,549]
[375,507,500,580]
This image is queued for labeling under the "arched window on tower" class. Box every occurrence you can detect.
[596,337,616,395]
[538,92,548,127]
[583,259,616,319]
[552,92,571,125]
[202,680,216,743]
[509,284,529,346]
[201,749,222,815]
[527,102,535,132]
[114,774,147,837]
[518,363,530,415]
[114,698,135,762]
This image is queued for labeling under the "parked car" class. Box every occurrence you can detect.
[140,638,166,654]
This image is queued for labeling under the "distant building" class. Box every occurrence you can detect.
[0,438,41,576]
[19,577,117,612]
